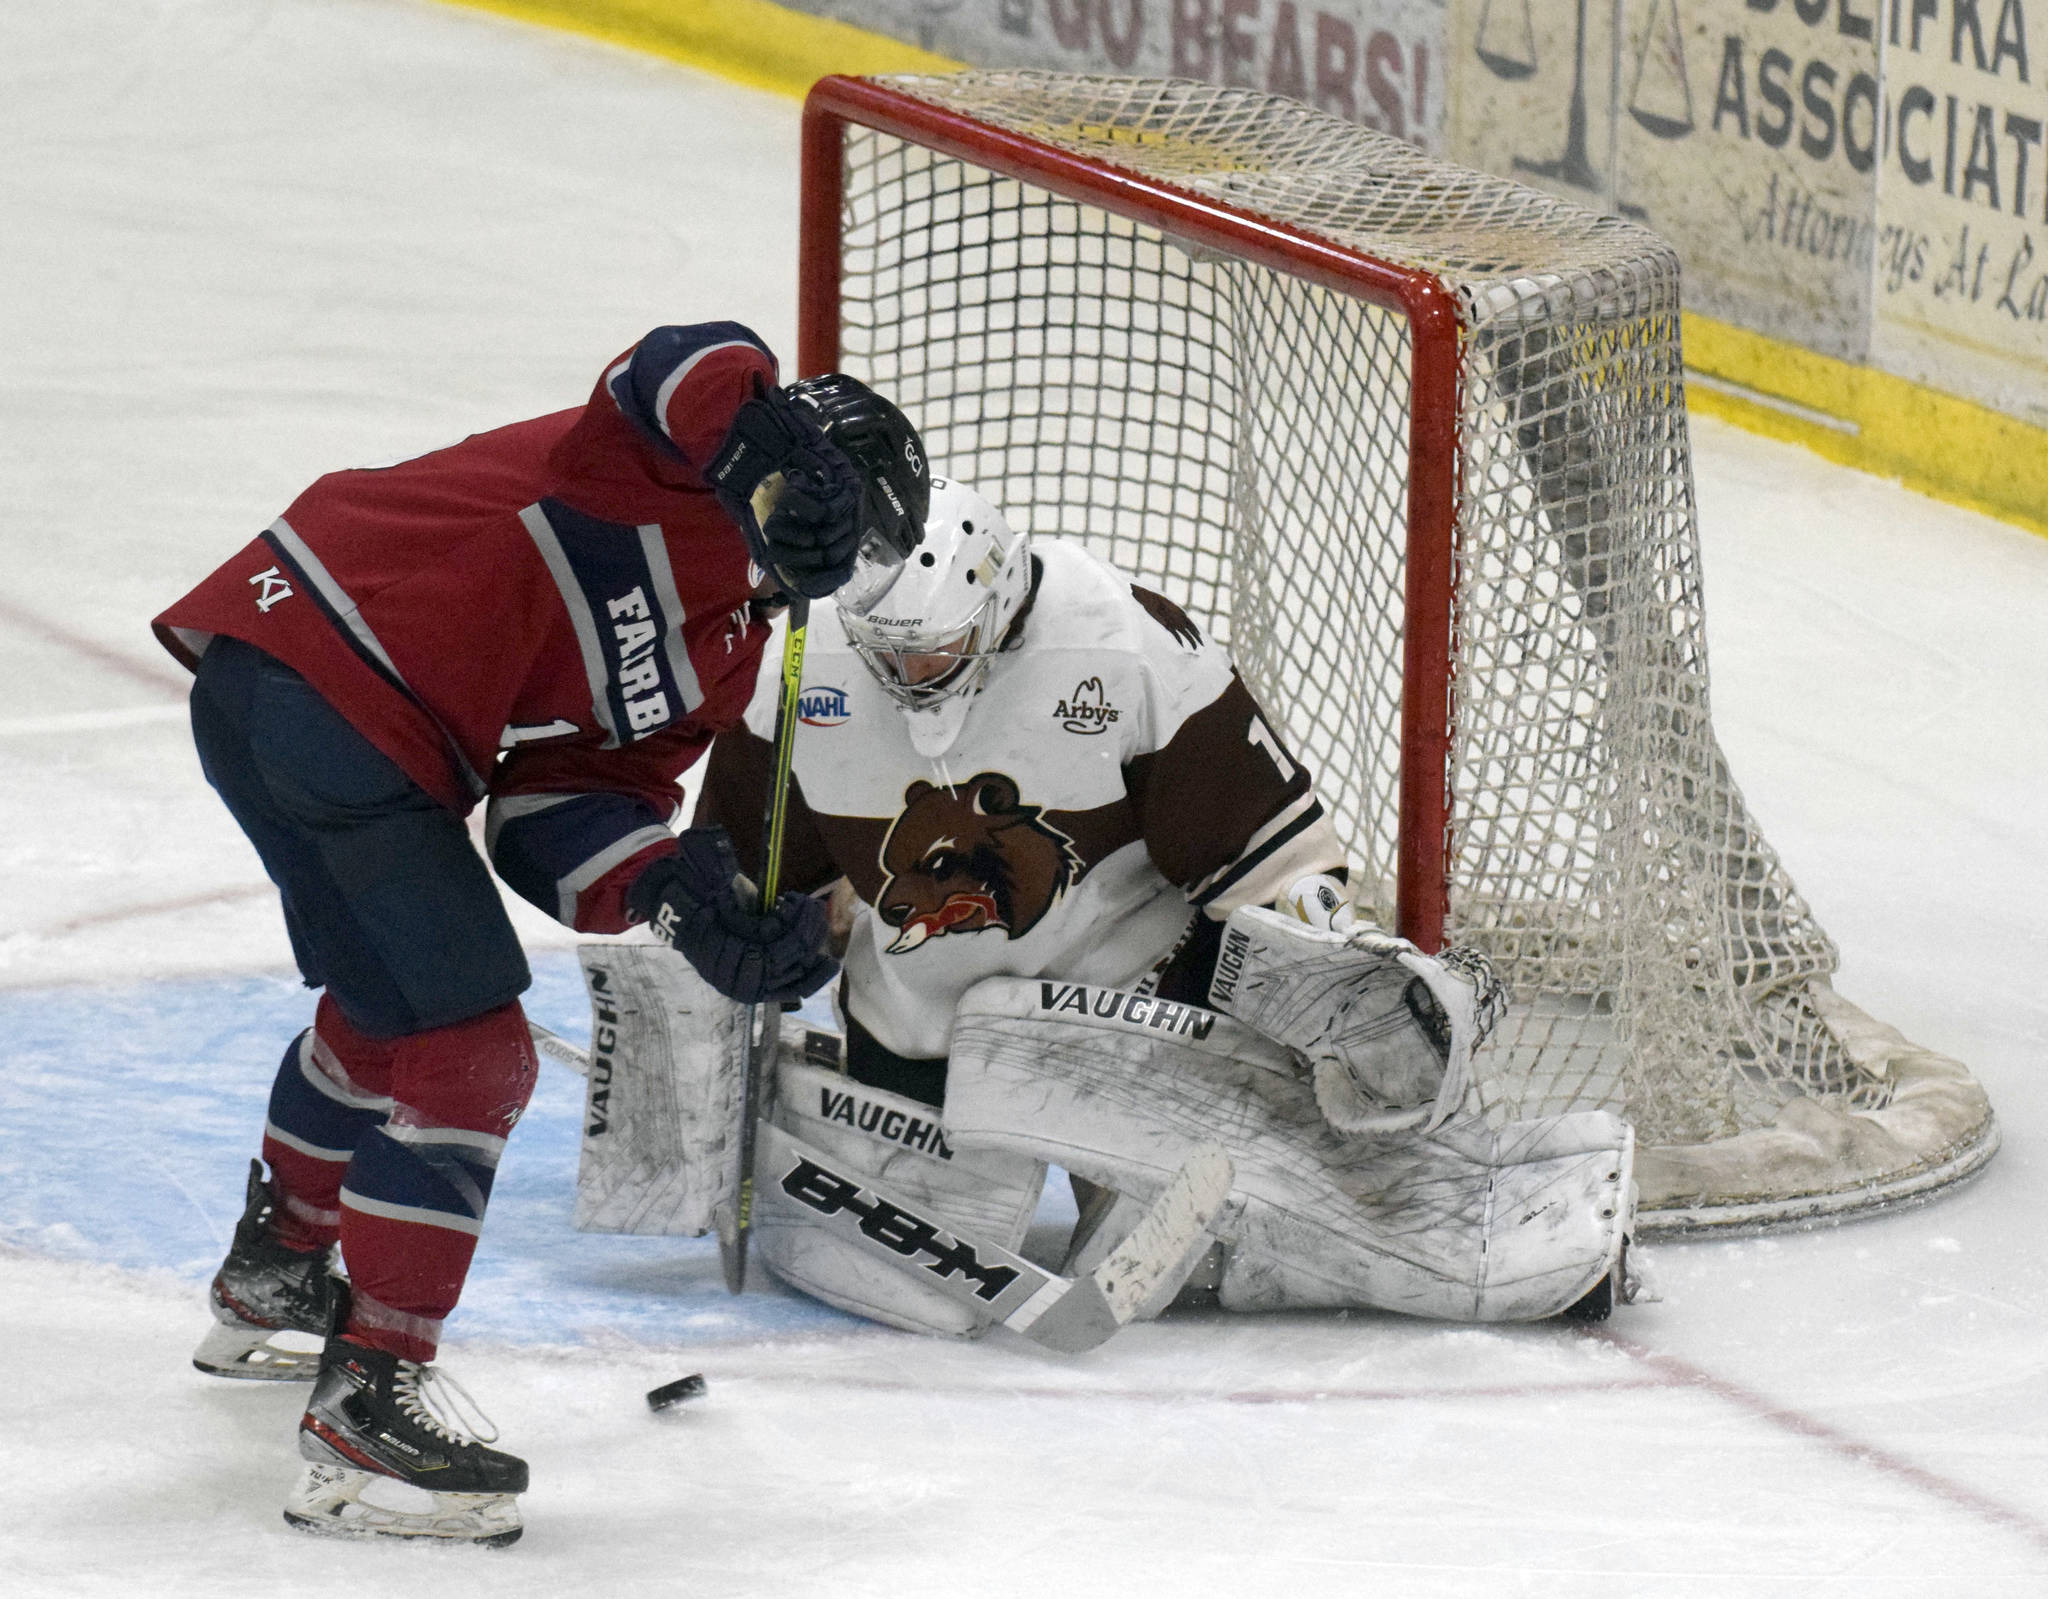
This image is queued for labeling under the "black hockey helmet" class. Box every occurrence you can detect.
[787,373,930,567]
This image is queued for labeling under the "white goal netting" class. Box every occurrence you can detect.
[817,71,1996,1231]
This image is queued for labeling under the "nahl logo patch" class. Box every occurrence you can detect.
[798,685,851,726]
[1053,676,1119,734]
[1037,981,1219,1040]
[779,1154,1018,1302]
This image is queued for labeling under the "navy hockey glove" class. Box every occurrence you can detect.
[708,380,864,599]
[628,828,837,1005]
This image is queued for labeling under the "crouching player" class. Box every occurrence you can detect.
[152,326,927,1543]
[652,479,1635,1339]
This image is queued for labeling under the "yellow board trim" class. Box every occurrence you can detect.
[1684,313,2048,541]
[436,0,958,100]
[437,2,2044,541]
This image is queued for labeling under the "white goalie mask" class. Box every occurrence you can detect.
[838,478,1032,757]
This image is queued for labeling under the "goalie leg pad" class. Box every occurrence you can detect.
[947,976,1631,1322]
[572,945,747,1237]
[754,1062,1046,1336]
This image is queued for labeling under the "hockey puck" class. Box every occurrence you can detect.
[646,1374,707,1412]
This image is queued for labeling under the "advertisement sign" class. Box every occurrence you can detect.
[780,0,1450,150]
[1869,0,2048,421]
[1446,0,2048,407]
[1447,0,1881,360]
[786,0,2048,422]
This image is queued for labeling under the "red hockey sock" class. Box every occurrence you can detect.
[336,1001,538,1362]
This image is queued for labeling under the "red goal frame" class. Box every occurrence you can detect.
[798,75,1462,952]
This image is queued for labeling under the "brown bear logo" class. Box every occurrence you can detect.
[875,772,1083,953]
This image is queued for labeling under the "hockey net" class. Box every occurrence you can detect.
[798,71,1996,1233]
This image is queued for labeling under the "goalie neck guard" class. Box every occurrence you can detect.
[838,479,1032,757]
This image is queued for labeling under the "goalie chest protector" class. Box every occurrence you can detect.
[762,541,1242,1061]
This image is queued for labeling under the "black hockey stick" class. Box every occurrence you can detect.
[718,596,811,1295]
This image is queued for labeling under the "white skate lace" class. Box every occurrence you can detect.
[393,1362,501,1448]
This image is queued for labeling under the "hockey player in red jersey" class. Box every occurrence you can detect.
[152,324,928,1545]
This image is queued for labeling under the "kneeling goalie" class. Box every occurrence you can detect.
[608,478,1635,1340]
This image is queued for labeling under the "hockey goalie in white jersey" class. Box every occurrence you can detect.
[607,478,1635,1339]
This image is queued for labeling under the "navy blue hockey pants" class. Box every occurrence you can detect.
[189,635,528,1035]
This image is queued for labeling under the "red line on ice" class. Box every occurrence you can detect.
[0,592,187,696]
[32,885,273,937]
[1595,1329,2048,1558]
[742,1333,2048,1554]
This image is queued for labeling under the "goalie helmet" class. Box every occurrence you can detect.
[786,373,931,576]
[838,478,1032,758]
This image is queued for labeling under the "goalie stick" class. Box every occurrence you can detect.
[762,1122,1234,1352]
[719,594,811,1295]
[528,1021,588,1075]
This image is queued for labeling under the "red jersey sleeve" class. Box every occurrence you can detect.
[483,597,774,933]
[600,323,779,477]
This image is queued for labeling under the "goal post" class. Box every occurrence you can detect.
[796,70,1998,1234]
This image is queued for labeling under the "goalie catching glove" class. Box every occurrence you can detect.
[1210,882,1509,1136]
[628,828,835,1006]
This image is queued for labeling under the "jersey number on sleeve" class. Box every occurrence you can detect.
[1247,713,1298,782]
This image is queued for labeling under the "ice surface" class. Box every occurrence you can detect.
[2,1,2045,1593]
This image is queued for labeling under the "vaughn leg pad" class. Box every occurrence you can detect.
[947,976,1632,1322]
[572,944,747,1236]
[754,1061,1047,1336]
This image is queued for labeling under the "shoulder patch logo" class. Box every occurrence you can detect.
[1131,584,1203,651]
[249,566,294,613]
[1053,677,1119,735]
[875,772,1084,953]
[798,685,851,726]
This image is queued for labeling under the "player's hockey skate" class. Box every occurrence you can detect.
[192,1159,342,1381]
[1208,905,1509,1135]
[287,1302,527,1547]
